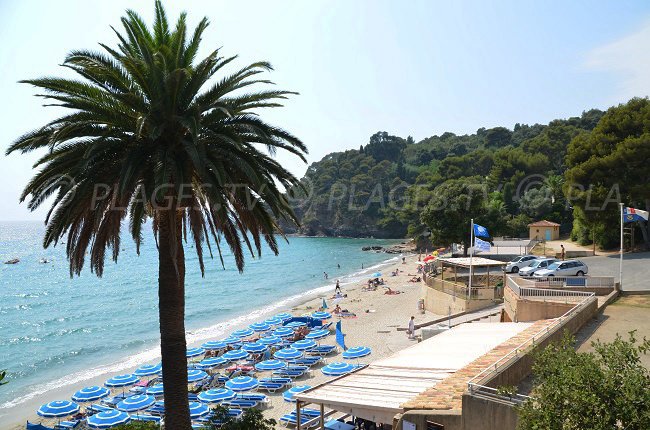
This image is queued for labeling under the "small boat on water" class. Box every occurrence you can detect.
[39,258,50,264]
[4,258,19,265]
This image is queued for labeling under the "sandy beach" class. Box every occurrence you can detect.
[8,254,438,429]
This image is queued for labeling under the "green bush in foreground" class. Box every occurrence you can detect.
[518,332,650,430]
[114,407,276,430]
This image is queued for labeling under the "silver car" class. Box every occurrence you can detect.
[505,255,537,273]
[518,258,557,276]
[533,260,589,277]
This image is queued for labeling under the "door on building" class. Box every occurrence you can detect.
[426,422,444,430]
[545,230,551,241]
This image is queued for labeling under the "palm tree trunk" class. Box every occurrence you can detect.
[158,210,191,429]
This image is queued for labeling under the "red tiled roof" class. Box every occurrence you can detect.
[528,220,560,227]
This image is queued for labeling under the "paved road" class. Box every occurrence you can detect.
[580,251,650,291]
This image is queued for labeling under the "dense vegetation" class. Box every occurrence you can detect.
[289,98,650,250]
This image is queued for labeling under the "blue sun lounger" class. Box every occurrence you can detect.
[54,421,80,429]
[273,368,306,379]
[236,393,268,404]
[258,380,286,392]
[279,409,321,428]
[131,414,162,423]
[308,345,337,356]
[223,398,258,409]
[291,356,322,366]
[88,404,114,414]
[26,423,54,430]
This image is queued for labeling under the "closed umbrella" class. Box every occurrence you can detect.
[231,328,254,338]
[273,327,294,338]
[186,347,206,359]
[273,347,302,360]
[134,363,161,377]
[202,340,228,351]
[145,383,164,397]
[282,385,311,403]
[37,400,80,418]
[254,359,287,371]
[311,311,332,320]
[292,339,317,351]
[225,376,259,392]
[222,349,249,362]
[249,322,271,332]
[197,388,236,404]
[87,409,130,428]
[71,386,110,403]
[305,329,329,340]
[105,374,140,388]
[322,362,357,376]
[242,342,267,354]
[189,401,210,419]
[197,356,227,370]
[116,395,155,412]
[258,335,281,346]
[342,346,371,360]
[187,369,209,383]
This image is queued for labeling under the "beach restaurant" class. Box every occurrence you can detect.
[295,322,536,429]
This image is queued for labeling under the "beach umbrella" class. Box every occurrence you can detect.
[231,328,255,338]
[258,335,282,346]
[264,316,283,326]
[305,329,329,340]
[311,311,332,320]
[105,374,140,388]
[292,339,317,351]
[186,347,206,359]
[187,369,209,383]
[134,363,162,377]
[242,342,267,354]
[197,388,236,404]
[116,395,155,412]
[275,312,293,321]
[222,349,249,362]
[189,401,210,419]
[197,356,228,369]
[145,383,164,396]
[284,321,307,328]
[202,340,228,351]
[423,255,435,262]
[273,347,303,360]
[273,327,294,338]
[322,362,357,376]
[371,272,382,278]
[282,385,312,403]
[249,322,271,332]
[87,409,130,429]
[255,359,287,371]
[71,386,110,403]
[221,336,242,345]
[37,400,80,418]
[342,346,372,360]
[225,376,259,392]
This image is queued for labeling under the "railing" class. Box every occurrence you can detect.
[519,276,616,288]
[426,277,495,300]
[467,276,596,399]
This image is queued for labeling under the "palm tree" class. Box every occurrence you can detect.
[7,3,306,428]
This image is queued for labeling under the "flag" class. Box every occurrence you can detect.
[335,320,347,351]
[322,298,328,309]
[475,237,491,253]
[623,207,649,223]
[473,223,490,238]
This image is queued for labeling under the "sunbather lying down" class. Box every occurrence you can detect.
[384,287,402,295]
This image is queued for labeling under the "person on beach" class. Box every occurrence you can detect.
[560,244,566,260]
[407,316,416,339]
[335,279,341,294]
[334,304,342,314]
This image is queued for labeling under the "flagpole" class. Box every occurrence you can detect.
[619,203,624,291]
[469,219,474,299]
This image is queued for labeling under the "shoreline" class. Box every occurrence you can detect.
[3,253,427,428]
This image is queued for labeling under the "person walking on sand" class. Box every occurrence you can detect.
[335,279,341,294]
[407,316,416,339]
[560,244,566,261]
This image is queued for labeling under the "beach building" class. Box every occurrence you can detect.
[527,220,560,241]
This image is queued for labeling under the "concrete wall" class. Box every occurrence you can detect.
[461,394,518,430]
[424,286,496,315]
[394,410,462,430]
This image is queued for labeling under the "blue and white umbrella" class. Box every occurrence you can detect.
[273,347,303,360]
[87,410,130,428]
[225,376,259,392]
[222,349,249,362]
[273,327,294,338]
[275,312,293,321]
[284,321,307,328]
[305,329,329,340]
[116,395,155,412]
[231,328,255,338]
[322,362,357,376]
[187,369,209,383]
[242,342,267,354]
[282,385,311,403]
[202,340,228,351]
[186,347,206,359]
[249,322,271,332]
[264,316,283,326]
[254,359,287,371]
[37,400,80,418]
[311,311,332,320]
[292,339,317,351]
[197,356,227,369]
[342,346,372,360]
[258,335,282,346]
[146,383,164,396]
[134,363,162,377]
[189,401,210,419]
[105,374,140,388]
[371,272,382,278]
[197,388,236,404]
[222,336,242,346]
[71,386,110,403]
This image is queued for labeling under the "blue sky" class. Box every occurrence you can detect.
[1,0,650,221]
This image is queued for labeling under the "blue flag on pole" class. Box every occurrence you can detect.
[623,207,649,223]
[335,320,347,351]
[475,237,491,253]
[473,223,490,238]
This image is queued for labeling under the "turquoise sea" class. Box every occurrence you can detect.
[0,221,400,420]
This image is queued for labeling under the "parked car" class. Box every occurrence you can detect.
[518,258,557,276]
[533,260,589,277]
[505,255,538,273]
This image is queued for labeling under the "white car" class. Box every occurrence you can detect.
[533,260,589,277]
[505,255,538,273]
[518,258,557,277]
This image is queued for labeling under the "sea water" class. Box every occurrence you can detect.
[0,221,400,418]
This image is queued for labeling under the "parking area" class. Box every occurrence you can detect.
[581,252,650,292]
